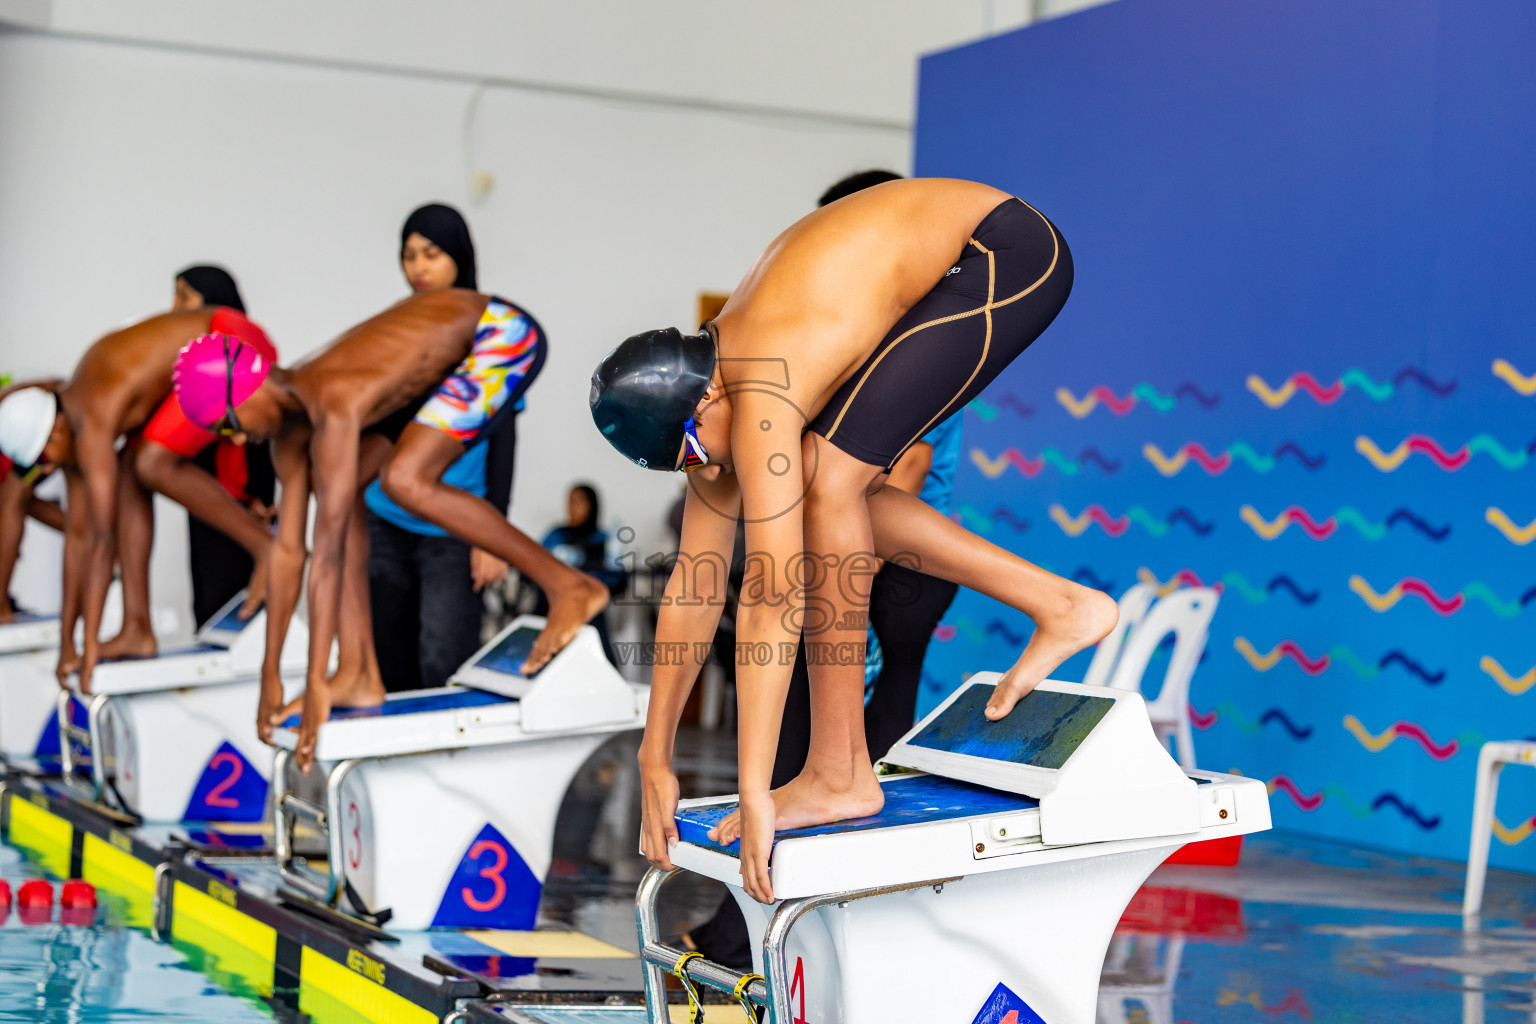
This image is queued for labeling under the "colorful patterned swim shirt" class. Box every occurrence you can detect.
[414,297,543,445]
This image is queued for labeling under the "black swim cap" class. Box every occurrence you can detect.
[590,328,715,470]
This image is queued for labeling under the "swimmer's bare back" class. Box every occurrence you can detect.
[59,309,216,441]
[714,178,1011,411]
[284,289,488,426]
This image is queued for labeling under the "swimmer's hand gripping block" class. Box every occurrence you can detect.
[451,615,638,734]
[884,676,1200,846]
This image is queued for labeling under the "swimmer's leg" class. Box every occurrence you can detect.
[285,457,390,767]
[711,436,886,846]
[100,446,157,660]
[381,423,607,673]
[0,472,30,622]
[866,481,1116,720]
[135,440,272,617]
[279,440,390,751]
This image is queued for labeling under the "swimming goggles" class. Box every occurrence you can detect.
[19,451,50,485]
[680,417,708,472]
[217,335,244,437]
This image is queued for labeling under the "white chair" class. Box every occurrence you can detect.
[1463,740,1536,919]
[1102,587,1220,769]
[1082,583,1158,688]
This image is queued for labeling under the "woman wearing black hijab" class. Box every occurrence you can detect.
[363,204,521,691]
[174,265,246,313]
[170,265,278,627]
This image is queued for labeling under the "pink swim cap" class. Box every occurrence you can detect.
[173,329,274,430]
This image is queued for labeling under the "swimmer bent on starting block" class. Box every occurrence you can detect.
[172,289,611,770]
[590,177,1118,904]
[0,310,277,690]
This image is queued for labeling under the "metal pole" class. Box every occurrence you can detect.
[762,877,961,1023]
[635,866,678,1024]
[271,749,294,867]
[87,693,113,805]
[636,864,958,1023]
[324,759,362,906]
[56,689,77,778]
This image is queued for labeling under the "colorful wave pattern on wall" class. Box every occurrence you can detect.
[914,0,1536,871]
[924,346,1536,867]
[923,347,1536,867]
[911,0,1536,895]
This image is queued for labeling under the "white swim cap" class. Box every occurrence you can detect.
[0,387,58,469]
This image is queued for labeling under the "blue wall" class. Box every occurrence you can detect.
[914,0,1536,868]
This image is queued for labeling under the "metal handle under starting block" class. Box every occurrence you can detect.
[636,866,963,1024]
[271,747,366,910]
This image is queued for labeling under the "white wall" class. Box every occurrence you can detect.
[0,0,1119,626]
[0,28,908,625]
[2,0,1038,125]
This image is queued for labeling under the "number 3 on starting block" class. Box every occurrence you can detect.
[970,983,1047,1024]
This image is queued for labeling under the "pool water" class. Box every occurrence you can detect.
[5,730,1535,1024]
[0,842,275,1023]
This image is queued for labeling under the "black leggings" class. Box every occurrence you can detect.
[366,511,484,692]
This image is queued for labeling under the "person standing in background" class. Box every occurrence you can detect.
[537,482,627,664]
[363,203,518,691]
[169,265,278,627]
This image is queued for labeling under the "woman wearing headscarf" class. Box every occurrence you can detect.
[170,265,278,626]
[363,203,520,690]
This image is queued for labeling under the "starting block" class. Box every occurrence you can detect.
[0,583,179,766]
[0,611,66,657]
[269,615,646,931]
[57,591,308,822]
[0,579,149,656]
[639,676,1271,1024]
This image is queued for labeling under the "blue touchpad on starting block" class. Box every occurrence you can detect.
[907,685,1113,769]
[676,774,1039,857]
[466,625,545,678]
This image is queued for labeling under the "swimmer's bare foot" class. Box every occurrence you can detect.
[271,665,386,726]
[240,552,269,617]
[523,573,609,673]
[98,627,158,662]
[986,583,1118,721]
[707,765,886,847]
[275,666,385,772]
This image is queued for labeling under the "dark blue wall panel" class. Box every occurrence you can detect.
[914,0,1536,867]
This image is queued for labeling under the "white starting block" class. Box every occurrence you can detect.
[269,615,646,931]
[639,676,1271,1024]
[57,590,308,822]
[0,611,66,656]
[0,582,179,766]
